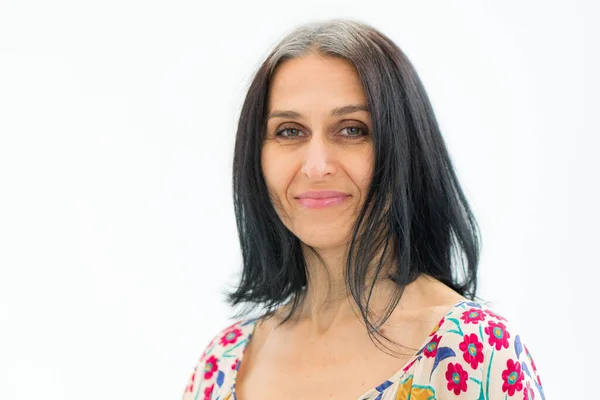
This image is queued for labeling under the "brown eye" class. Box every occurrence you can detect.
[275,127,305,139]
[340,125,368,139]
[273,124,369,140]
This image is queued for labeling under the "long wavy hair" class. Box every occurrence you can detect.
[224,18,482,355]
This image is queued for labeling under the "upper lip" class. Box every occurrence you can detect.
[295,190,350,199]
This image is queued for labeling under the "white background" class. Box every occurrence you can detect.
[0,0,597,398]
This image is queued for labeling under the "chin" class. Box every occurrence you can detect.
[296,228,350,250]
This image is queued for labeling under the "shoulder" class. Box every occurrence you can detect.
[181,318,258,400]
[414,301,546,399]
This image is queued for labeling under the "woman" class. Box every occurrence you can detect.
[183,19,544,400]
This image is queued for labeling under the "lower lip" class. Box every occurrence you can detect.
[297,195,350,209]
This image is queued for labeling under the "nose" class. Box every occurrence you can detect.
[301,132,337,179]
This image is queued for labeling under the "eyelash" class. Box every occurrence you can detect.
[274,125,369,140]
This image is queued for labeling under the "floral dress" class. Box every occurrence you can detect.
[182,300,545,399]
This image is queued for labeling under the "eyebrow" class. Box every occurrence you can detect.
[267,104,370,120]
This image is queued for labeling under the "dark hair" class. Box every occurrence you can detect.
[223,18,482,355]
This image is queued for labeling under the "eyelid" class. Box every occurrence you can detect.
[274,121,369,137]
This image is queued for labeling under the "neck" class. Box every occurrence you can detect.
[290,241,401,335]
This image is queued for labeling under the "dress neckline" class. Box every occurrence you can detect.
[230,299,473,400]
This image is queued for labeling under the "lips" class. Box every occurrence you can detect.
[295,190,350,199]
[294,190,351,209]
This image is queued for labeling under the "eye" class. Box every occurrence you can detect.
[274,125,369,140]
[340,126,368,138]
[275,127,305,139]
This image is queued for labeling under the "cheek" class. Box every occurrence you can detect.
[354,167,372,189]
[348,154,374,191]
[261,149,293,200]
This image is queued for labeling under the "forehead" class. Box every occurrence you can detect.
[267,54,367,111]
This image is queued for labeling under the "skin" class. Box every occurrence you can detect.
[262,51,385,331]
[237,52,467,399]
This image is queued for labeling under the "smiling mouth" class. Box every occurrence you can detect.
[296,195,350,209]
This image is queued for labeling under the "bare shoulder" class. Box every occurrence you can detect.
[389,275,468,320]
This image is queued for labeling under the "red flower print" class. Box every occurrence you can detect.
[459,333,484,369]
[185,371,196,393]
[204,355,219,379]
[429,317,445,336]
[501,359,524,396]
[203,383,214,400]
[524,381,535,400]
[460,308,486,324]
[445,362,469,394]
[424,334,441,358]
[484,321,510,351]
[231,358,239,370]
[219,328,243,346]
[485,309,507,321]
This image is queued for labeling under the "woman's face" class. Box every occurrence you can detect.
[262,53,374,250]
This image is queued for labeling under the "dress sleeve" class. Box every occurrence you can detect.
[424,304,546,399]
[470,308,546,399]
[181,336,214,400]
[479,313,545,399]
[181,320,246,400]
